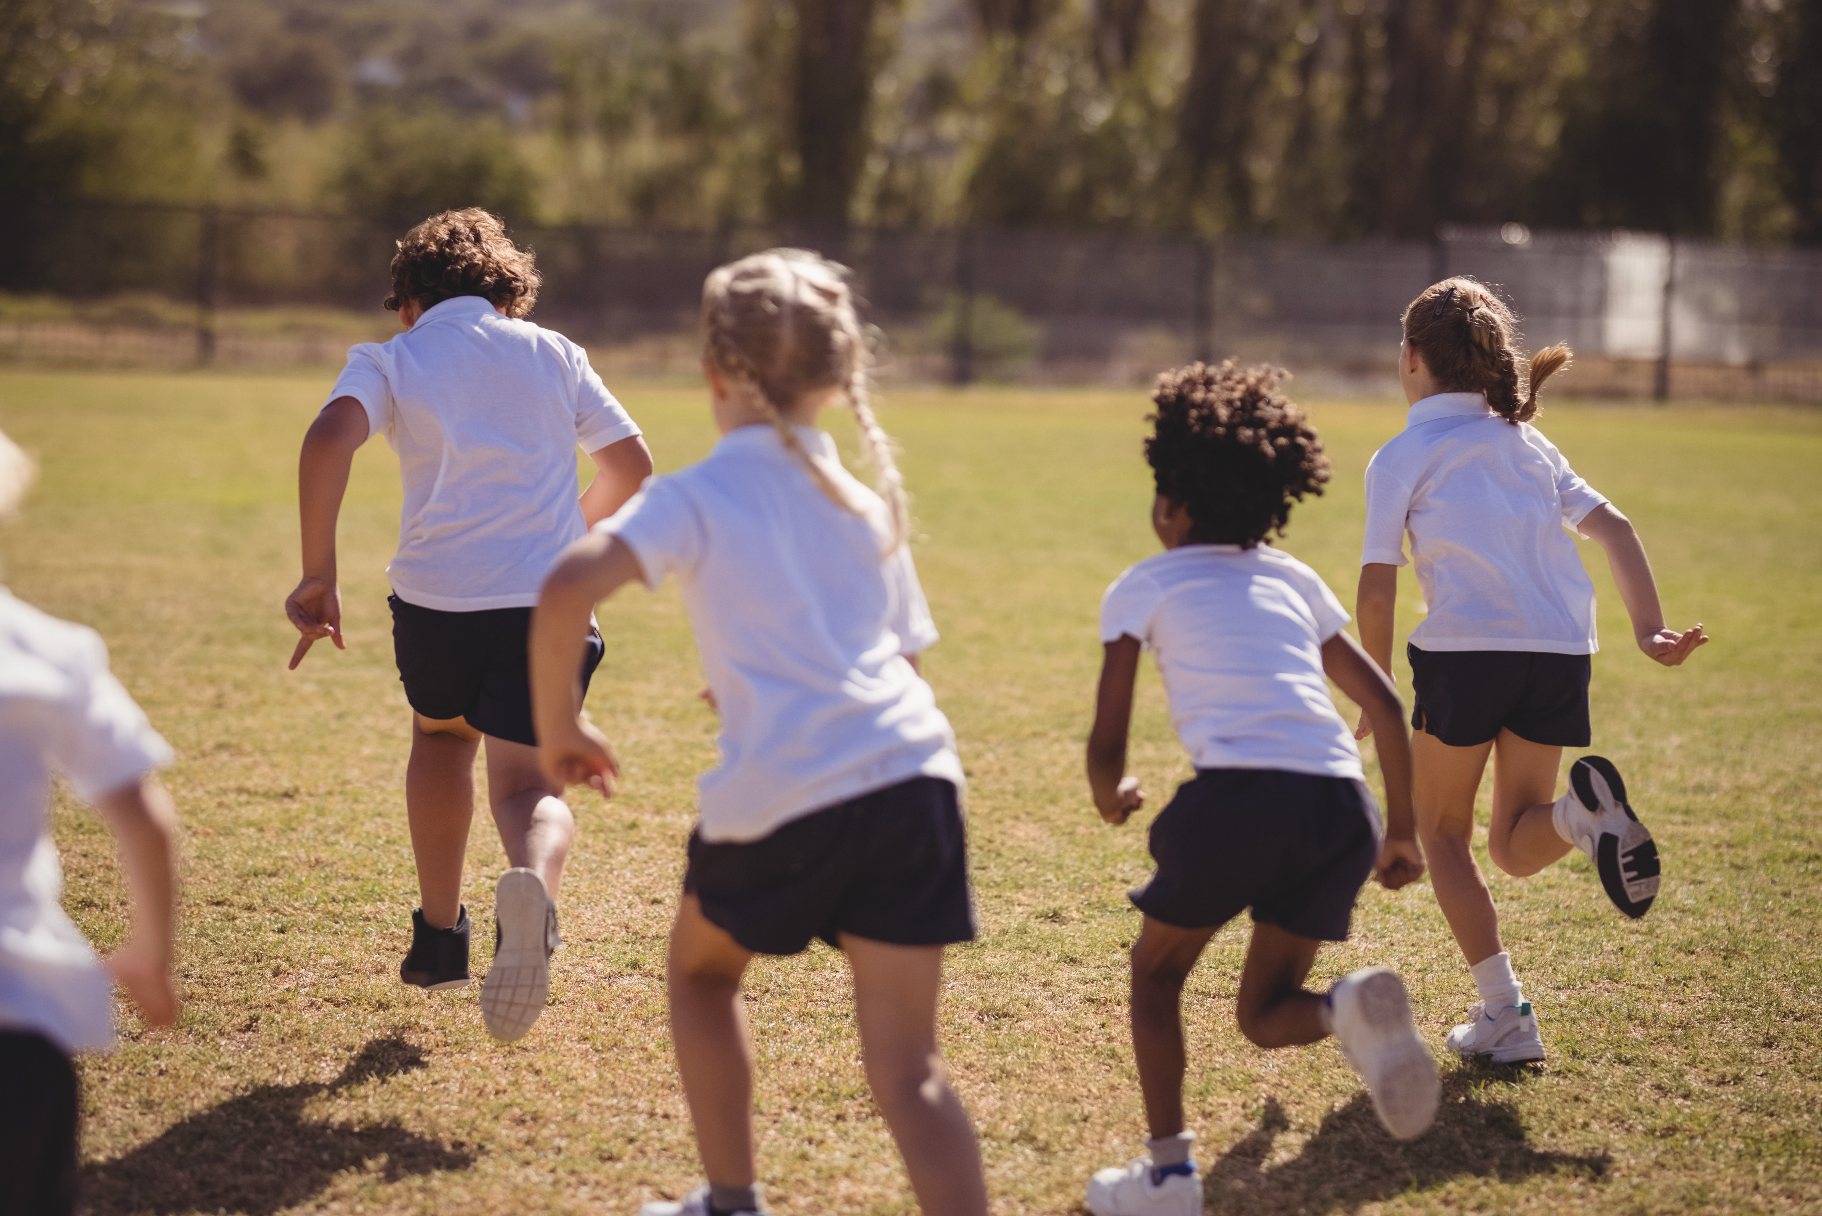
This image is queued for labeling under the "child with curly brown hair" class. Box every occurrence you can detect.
[1355,278,1707,1064]
[284,208,653,1042]
[529,249,986,1216]
[1084,361,1436,1216]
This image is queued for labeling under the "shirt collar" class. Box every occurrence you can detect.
[715,422,839,461]
[412,295,500,330]
[1405,392,1494,428]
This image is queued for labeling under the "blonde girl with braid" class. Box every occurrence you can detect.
[529,249,986,1216]
[1356,278,1708,1063]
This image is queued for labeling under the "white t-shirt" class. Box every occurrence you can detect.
[601,424,964,843]
[326,296,643,611]
[1099,545,1365,780]
[0,588,172,1054]
[1361,392,1609,654]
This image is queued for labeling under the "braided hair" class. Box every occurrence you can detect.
[1402,277,1570,424]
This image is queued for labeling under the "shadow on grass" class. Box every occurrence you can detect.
[80,1036,476,1216]
[1202,1066,1608,1214]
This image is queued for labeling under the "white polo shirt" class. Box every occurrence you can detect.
[1100,545,1365,780]
[601,424,964,843]
[0,588,172,1054]
[326,296,643,611]
[1361,392,1609,654]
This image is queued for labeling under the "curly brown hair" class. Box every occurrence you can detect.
[383,208,541,318]
[1402,277,1570,424]
[1144,361,1331,549]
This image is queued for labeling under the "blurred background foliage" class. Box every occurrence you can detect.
[1,0,1817,241]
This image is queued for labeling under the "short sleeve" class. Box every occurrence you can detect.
[1099,566,1158,648]
[1296,568,1352,643]
[599,474,704,589]
[324,343,393,441]
[43,632,172,804]
[884,545,940,654]
[571,346,643,454]
[1360,452,1411,567]
[1551,450,1608,535]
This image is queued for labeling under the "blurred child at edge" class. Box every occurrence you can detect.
[1083,363,1436,1216]
[1355,279,1706,1064]
[284,209,652,1043]
[530,249,988,1216]
[0,427,180,1216]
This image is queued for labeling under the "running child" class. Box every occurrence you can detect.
[1085,362,1438,1216]
[285,208,652,1042]
[1355,278,1707,1063]
[0,427,180,1216]
[530,249,988,1216]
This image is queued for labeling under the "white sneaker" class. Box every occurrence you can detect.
[1328,967,1440,1140]
[638,1185,759,1216]
[1446,999,1546,1063]
[481,868,557,1042]
[1085,1152,1201,1216]
[1560,755,1659,918]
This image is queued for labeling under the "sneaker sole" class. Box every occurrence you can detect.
[1342,969,1440,1140]
[415,977,471,992]
[1572,756,1659,918]
[481,869,552,1042]
[1448,1032,1547,1064]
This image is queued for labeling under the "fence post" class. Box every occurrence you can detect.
[196,205,220,366]
[1192,238,1215,364]
[1653,236,1677,402]
[950,226,975,386]
[1430,228,1448,286]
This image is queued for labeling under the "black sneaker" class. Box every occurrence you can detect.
[400,905,471,990]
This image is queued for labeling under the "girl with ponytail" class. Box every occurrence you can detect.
[1355,277,1707,1065]
[528,250,987,1216]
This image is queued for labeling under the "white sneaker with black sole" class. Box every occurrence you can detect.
[638,1185,760,1216]
[1085,1153,1201,1216]
[481,868,558,1042]
[1558,755,1659,919]
[1446,999,1545,1063]
[1328,967,1440,1140]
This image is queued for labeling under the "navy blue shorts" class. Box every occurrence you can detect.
[1130,768,1380,942]
[389,594,605,747]
[684,776,977,956]
[1407,644,1592,748]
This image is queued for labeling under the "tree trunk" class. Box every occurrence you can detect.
[792,0,886,225]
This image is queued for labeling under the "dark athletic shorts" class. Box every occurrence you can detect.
[389,594,605,747]
[1130,768,1380,942]
[684,776,977,956]
[1407,643,1592,748]
[0,1031,78,1216]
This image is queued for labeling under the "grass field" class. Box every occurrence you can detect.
[2,368,1819,1215]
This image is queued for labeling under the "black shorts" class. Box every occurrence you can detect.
[1407,643,1592,748]
[389,594,605,747]
[0,1032,79,1216]
[1130,768,1380,942]
[684,776,977,956]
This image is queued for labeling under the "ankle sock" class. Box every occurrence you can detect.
[1147,1130,1195,1181]
[1470,951,1523,1010]
[709,1183,761,1215]
[1551,792,1579,844]
[1318,989,1336,1036]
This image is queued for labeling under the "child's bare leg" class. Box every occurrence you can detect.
[1234,922,1326,1048]
[482,736,574,896]
[1485,730,1571,877]
[1129,916,1219,1137]
[843,935,988,1216]
[1412,731,1503,965]
[668,894,758,1188]
[408,713,481,928]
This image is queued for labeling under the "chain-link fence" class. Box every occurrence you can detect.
[2,199,1818,401]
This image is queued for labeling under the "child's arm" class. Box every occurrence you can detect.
[1321,630,1424,890]
[530,530,646,795]
[92,773,180,1028]
[579,435,655,528]
[1086,636,1146,825]
[285,398,369,669]
[1352,562,1400,738]
[1578,503,1708,666]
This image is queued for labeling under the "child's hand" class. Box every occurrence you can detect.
[1354,711,1374,741]
[540,718,622,798]
[699,687,719,714]
[1640,622,1708,667]
[284,576,344,669]
[105,940,180,1029]
[1097,776,1144,826]
[1373,836,1425,890]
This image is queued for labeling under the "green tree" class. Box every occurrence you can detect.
[330,107,536,224]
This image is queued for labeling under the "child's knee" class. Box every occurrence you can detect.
[1131,947,1194,994]
[865,1048,950,1109]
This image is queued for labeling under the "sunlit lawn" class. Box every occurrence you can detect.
[1,367,1818,1214]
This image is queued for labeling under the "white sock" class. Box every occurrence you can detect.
[1551,792,1580,845]
[1470,951,1523,1010]
[1146,1130,1195,1169]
